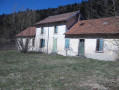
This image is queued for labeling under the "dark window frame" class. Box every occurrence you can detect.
[54,26,58,34]
[32,38,35,46]
[41,27,44,34]
[96,39,104,53]
[40,39,45,48]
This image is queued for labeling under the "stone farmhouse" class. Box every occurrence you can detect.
[16,11,119,61]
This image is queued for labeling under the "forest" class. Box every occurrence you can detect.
[0,0,119,40]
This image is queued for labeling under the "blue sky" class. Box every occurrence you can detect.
[0,0,82,15]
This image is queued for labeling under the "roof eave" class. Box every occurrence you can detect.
[65,33,119,35]
[16,35,35,38]
[35,20,66,26]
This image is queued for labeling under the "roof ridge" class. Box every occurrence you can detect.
[81,16,119,22]
[48,11,78,17]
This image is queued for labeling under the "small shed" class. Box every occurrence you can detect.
[16,27,36,52]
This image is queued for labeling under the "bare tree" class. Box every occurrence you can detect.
[81,0,119,56]
[15,9,36,53]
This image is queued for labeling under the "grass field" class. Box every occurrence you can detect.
[0,50,119,90]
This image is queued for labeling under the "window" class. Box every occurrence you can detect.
[96,39,104,52]
[40,39,45,48]
[65,39,70,49]
[80,39,85,42]
[54,26,58,34]
[41,27,44,34]
[32,39,35,46]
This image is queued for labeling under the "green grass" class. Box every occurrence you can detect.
[0,50,119,90]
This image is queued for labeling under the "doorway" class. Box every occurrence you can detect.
[78,39,85,56]
[52,38,57,53]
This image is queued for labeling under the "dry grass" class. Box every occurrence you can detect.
[0,50,119,90]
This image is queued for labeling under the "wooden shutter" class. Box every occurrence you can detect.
[53,38,57,52]
[96,39,103,52]
[32,39,35,46]
[99,39,103,51]
[40,39,42,48]
[65,39,70,49]
[96,39,100,51]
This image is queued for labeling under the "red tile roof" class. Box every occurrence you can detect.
[16,27,36,37]
[35,11,79,25]
[65,16,119,35]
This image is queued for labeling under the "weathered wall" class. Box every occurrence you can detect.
[35,23,119,61]
[65,39,79,56]
[65,38,119,61]
[84,39,117,61]
[35,24,80,56]
[17,35,119,61]
[16,38,35,51]
[35,24,66,54]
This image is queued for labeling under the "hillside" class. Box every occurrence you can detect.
[0,0,119,40]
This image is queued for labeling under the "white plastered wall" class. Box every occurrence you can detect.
[35,25,66,54]
[63,38,119,61]
[84,39,119,61]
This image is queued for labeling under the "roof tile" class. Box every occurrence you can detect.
[16,27,36,37]
[35,11,79,25]
[66,16,119,35]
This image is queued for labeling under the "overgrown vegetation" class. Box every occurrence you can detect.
[80,0,119,19]
[0,50,119,90]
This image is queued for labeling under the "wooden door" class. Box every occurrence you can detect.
[52,38,57,53]
[78,39,85,56]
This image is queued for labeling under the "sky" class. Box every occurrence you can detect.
[0,0,82,15]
